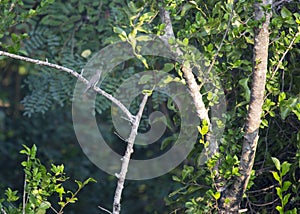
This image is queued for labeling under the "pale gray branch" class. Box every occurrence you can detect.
[1,208,7,214]
[158,7,224,171]
[0,51,134,121]
[98,206,112,214]
[22,156,28,214]
[159,8,210,125]
[271,31,300,79]
[112,94,149,214]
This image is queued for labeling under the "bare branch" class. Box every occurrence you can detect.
[112,94,149,214]
[49,205,59,214]
[158,7,224,174]
[0,51,134,121]
[22,156,29,214]
[1,208,7,214]
[270,31,300,79]
[98,206,112,214]
[207,1,236,74]
[159,8,209,125]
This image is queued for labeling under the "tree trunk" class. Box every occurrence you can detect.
[218,0,272,212]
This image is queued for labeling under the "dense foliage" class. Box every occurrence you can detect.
[0,0,299,213]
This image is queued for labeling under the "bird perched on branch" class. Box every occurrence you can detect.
[83,69,102,93]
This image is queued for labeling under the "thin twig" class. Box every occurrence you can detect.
[98,206,112,214]
[22,156,29,214]
[207,1,236,74]
[249,198,279,207]
[49,205,59,214]
[0,51,134,121]
[112,94,149,214]
[247,184,276,193]
[113,131,126,142]
[272,0,293,7]
[1,208,8,214]
[270,31,300,79]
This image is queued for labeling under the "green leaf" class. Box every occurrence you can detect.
[128,1,138,13]
[188,1,198,7]
[292,103,300,120]
[281,7,292,19]
[172,175,181,182]
[182,166,194,180]
[81,49,92,58]
[286,208,298,214]
[201,126,209,135]
[136,54,149,68]
[183,38,189,46]
[261,119,268,127]
[5,188,19,202]
[213,192,221,200]
[37,201,51,211]
[278,92,286,102]
[58,201,66,206]
[283,193,291,206]
[163,75,174,84]
[181,3,194,16]
[142,89,153,96]
[280,97,299,119]
[139,74,153,84]
[83,178,97,186]
[55,186,65,201]
[139,12,156,23]
[206,43,213,52]
[135,35,152,42]
[168,37,176,45]
[280,106,291,120]
[276,206,283,214]
[168,186,188,197]
[30,144,37,158]
[75,180,83,188]
[276,187,282,199]
[161,135,176,150]
[113,27,127,37]
[271,157,281,171]
[272,171,280,182]
[281,161,291,176]
[21,161,27,167]
[167,98,176,111]
[162,63,174,72]
[66,197,77,203]
[20,144,31,155]
[36,209,46,214]
[282,181,291,192]
[238,78,250,101]
[207,91,213,100]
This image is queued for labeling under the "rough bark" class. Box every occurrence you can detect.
[218,0,272,212]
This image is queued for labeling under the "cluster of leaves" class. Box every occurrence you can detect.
[0,145,96,214]
[271,157,298,214]
[0,0,54,53]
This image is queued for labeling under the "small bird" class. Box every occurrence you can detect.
[83,69,102,93]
